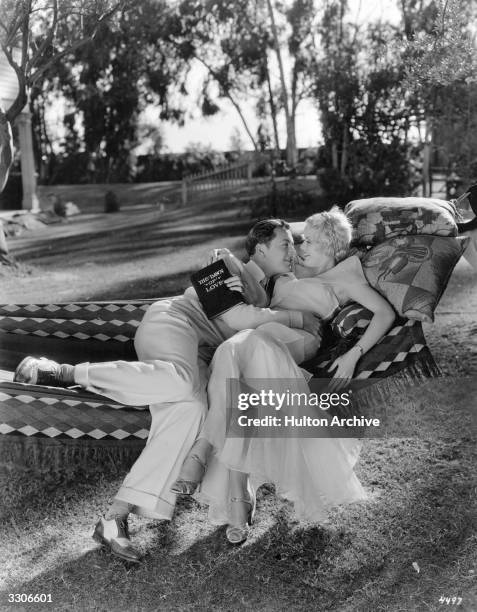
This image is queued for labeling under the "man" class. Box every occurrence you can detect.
[14,219,322,563]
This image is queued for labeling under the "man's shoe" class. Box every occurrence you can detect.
[14,356,71,387]
[92,517,141,563]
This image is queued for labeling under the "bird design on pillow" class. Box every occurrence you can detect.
[364,237,431,282]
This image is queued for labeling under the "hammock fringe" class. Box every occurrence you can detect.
[353,355,442,413]
[0,436,145,475]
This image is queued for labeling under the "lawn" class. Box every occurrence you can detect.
[0,188,476,611]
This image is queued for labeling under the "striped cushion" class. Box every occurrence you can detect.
[331,303,373,339]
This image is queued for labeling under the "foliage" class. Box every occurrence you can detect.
[401,0,477,91]
[164,0,319,165]
[249,178,326,219]
[311,3,419,203]
[318,139,418,205]
[163,0,271,151]
[0,0,127,122]
[29,0,190,183]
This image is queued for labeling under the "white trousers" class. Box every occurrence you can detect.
[72,299,314,520]
[74,299,225,520]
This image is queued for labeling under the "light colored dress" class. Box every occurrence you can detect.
[196,256,368,524]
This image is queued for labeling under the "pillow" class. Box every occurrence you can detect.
[361,235,468,323]
[345,197,458,247]
[331,303,372,339]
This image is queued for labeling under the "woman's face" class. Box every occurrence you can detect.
[298,224,334,272]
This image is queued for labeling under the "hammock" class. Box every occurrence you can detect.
[0,297,440,471]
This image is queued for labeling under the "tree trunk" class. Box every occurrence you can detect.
[226,93,259,152]
[422,116,432,197]
[0,107,14,192]
[266,0,297,167]
[265,60,280,153]
[340,125,349,177]
[331,140,339,170]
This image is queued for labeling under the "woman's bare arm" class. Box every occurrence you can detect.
[344,281,396,355]
[328,273,395,388]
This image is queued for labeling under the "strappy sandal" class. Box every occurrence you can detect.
[225,491,256,545]
[170,454,207,496]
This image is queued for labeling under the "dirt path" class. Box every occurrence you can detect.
[2,198,253,302]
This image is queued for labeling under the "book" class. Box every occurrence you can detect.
[191,259,245,319]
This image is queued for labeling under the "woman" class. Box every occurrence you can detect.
[172,208,396,543]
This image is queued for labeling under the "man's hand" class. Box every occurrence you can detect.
[302,312,323,339]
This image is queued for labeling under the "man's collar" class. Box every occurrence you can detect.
[244,259,267,283]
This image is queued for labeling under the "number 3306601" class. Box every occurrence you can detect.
[8,594,52,603]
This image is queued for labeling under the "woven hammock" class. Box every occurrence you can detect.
[0,297,441,472]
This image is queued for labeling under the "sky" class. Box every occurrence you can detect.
[160,0,401,153]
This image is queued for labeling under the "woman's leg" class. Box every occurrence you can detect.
[226,469,255,545]
[199,328,365,525]
[170,437,212,495]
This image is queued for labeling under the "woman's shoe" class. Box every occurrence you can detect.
[225,491,256,545]
[170,454,206,496]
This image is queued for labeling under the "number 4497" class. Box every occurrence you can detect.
[439,596,462,605]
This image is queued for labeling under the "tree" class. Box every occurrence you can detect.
[166,0,318,167]
[0,0,127,186]
[399,0,477,193]
[164,0,268,152]
[0,0,128,123]
[266,0,316,166]
[27,0,192,183]
[311,1,422,203]
[401,0,476,91]
[0,106,13,191]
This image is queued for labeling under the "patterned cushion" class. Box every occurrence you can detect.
[345,197,458,247]
[361,235,468,323]
[331,303,373,339]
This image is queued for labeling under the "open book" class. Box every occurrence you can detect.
[191,259,245,319]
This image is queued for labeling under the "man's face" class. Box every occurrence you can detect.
[257,227,296,276]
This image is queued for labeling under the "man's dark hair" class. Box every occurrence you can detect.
[245,218,290,257]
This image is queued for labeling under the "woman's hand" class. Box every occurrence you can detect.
[201,247,233,268]
[328,347,361,391]
[224,275,244,293]
[222,252,244,276]
[200,248,245,276]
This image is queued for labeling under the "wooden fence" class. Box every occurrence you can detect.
[181,161,253,205]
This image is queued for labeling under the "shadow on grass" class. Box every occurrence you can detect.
[11,218,251,267]
[81,270,192,301]
[2,438,475,611]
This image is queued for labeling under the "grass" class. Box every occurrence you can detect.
[0,185,476,611]
[1,437,475,611]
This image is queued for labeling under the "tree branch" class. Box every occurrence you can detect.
[30,0,126,85]
[30,35,93,85]
[2,41,28,121]
[192,54,258,151]
[27,0,58,75]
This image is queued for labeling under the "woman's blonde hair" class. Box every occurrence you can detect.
[305,206,352,263]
